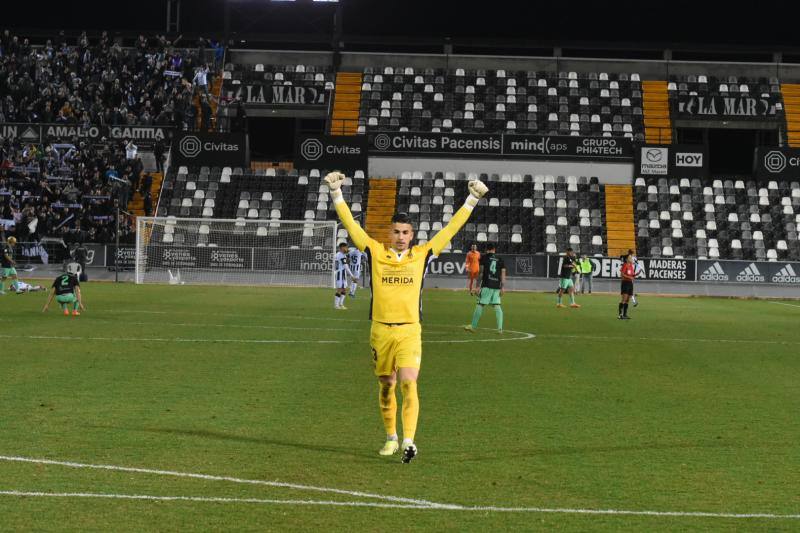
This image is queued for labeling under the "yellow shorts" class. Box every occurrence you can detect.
[369,322,422,377]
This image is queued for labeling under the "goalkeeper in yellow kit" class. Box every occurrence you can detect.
[325,171,488,463]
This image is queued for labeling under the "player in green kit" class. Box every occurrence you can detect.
[464,243,506,334]
[556,247,581,308]
[42,271,85,316]
[1,236,20,295]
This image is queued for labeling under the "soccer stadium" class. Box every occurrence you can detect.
[2,1,800,530]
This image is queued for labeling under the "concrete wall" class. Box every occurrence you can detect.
[368,157,633,183]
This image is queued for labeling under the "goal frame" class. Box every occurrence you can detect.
[135,216,338,287]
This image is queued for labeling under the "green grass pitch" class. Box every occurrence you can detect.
[1,283,799,531]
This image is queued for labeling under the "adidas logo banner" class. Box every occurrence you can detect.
[772,263,800,284]
[697,260,800,284]
[736,263,765,283]
[698,261,729,282]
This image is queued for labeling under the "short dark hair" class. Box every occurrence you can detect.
[486,243,497,251]
[391,212,412,225]
[338,242,348,248]
[565,247,573,252]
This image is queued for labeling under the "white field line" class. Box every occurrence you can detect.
[0,334,343,345]
[0,455,440,508]
[537,334,800,346]
[1,328,536,344]
[0,491,435,509]
[769,301,800,309]
[1,489,799,520]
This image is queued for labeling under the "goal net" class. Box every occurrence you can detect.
[135,217,337,286]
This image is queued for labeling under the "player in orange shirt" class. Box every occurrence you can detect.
[465,244,481,292]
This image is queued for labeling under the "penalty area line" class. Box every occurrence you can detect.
[0,490,798,519]
[0,455,442,508]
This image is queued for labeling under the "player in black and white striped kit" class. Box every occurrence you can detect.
[348,247,366,298]
[334,242,355,310]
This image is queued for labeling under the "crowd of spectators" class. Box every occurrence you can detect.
[0,137,141,246]
[0,29,222,130]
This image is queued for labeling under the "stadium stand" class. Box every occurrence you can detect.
[157,166,368,247]
[634,177,800,261]
[0,138,136,244]
[223,63,336,91]
[667,74,782,99]
[357,68,645,137]
[0,30,209,130]
[390,171,605,255]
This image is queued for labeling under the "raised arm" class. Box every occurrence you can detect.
[428,180,488,256]
[325,172,371,251]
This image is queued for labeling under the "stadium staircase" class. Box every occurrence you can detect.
[127,172,164,217]
[329,72,362,135]
[365,178,397,246]
[781,83,800,147]
[642,81,672,144]
[604,184,637,257]
[193,75,224,131]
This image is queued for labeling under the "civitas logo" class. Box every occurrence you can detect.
[300,138,324,161]
[373,133,392,151]
[736,263,765,282]
[699,262,729,281]
[178,135,202,158]
[763,150,787,173]
[772,264,800,283]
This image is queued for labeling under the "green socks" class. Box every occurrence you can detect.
[471,305,484,328]
[495,306,503,331]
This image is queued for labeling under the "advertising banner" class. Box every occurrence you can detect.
[225,84,329,107]
[637,144,709,178]
[0,123,173,145]
[106,245,137,270]
[295,135,368,173]
[673,95,781,120]
[171,132,249,167]
[368,131,632,161]
[697,260,800,284]
[754,147,800,180]
[428,253,548,278]
[548,255,696,281]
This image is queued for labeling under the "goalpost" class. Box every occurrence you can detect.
[135,217,338,287]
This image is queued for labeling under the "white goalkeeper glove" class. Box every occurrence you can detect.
[465,179,489,208]
[324,171,346,203]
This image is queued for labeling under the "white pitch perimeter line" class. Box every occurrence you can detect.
[0,455,441,508]
[538,334,800,346]
[1,490,799,520]
[769,301,800,309]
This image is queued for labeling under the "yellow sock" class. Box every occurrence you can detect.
[378,381,397,437]
[400,380,419,443]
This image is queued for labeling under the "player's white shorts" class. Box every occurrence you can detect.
[335,274,349,289]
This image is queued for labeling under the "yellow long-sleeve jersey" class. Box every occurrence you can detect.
[334,197,474,324]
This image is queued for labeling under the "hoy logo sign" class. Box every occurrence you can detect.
[675,152,703,167]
